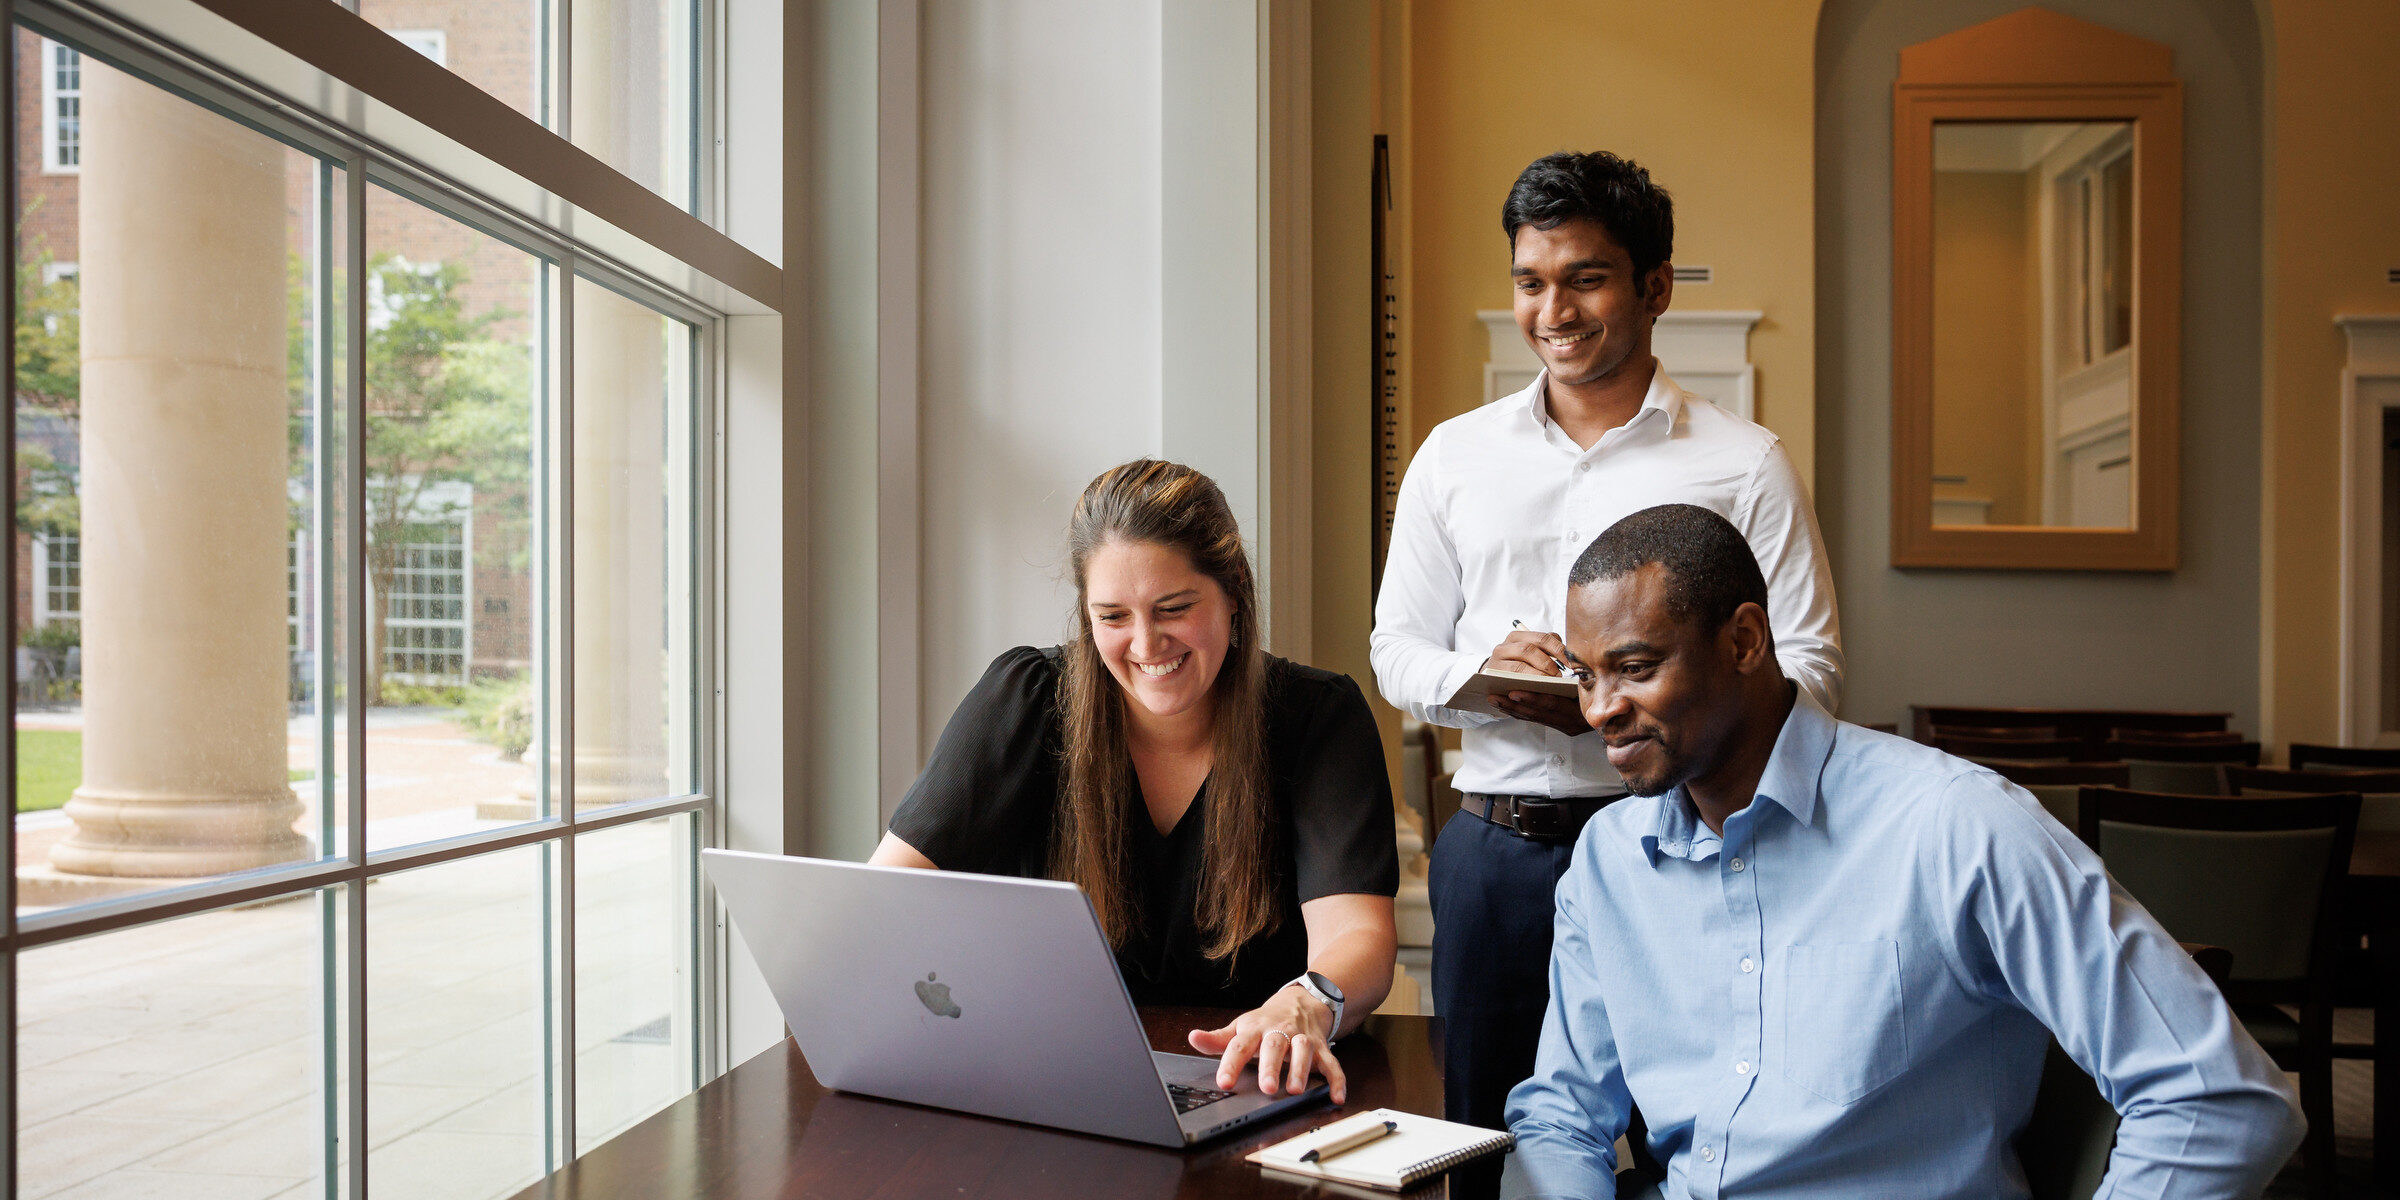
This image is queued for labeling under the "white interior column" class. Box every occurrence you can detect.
[568,280,670,807]
[46,62,308,880]
[565,0,671,809]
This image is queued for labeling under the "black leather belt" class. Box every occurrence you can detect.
[1460,792,1625,842]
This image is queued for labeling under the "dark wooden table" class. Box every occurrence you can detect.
[2348,831,2399,1188]
[508,1008,1449,1199]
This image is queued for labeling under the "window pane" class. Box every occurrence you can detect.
[12,37,346,913]
[17,888,343,1198]
[358,0,546,126]
[570,0,695,211]
[363,185,553,851]
[574,812,696,1151]
[571,277,693,810]
[368,847,554,1197]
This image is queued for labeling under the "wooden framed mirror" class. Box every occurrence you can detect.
[1891,9,2182,570]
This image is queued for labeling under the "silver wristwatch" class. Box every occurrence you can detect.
[1286,970,1345,1040]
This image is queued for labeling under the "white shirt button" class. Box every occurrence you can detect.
[1577,461,1591,473]
[1739,957,1754,974]
[1550,754,1564,767]
[1735,1060,1752,1076]
[1729,857,1746,872]
[1700,1145,1716,1162]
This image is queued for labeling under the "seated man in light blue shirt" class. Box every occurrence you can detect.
[1502,504,2303,1200]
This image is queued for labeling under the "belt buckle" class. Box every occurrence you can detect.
[1501,797,1560,841]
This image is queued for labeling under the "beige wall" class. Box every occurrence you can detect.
[1309,0,1401,783]
[1930,169,2036,526]
[1398,1,1820,477]
[2260,0,2400,747]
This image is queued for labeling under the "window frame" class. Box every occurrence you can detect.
[3,1,733,1190]
[36,37,77,174]
[28,529,76,626]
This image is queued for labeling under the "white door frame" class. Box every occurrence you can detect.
[2337,314,2400,747]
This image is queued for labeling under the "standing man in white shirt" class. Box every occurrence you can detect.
[1369,151,1842,1193]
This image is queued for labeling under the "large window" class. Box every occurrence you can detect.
[8,8,715,1197]
[350,0,698,213]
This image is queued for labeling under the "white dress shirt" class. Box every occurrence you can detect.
[1369,365,1842,798]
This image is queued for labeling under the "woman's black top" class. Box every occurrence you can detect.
[887,645,1398,1009]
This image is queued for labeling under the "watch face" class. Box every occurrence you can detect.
[1306,970,1344,1003]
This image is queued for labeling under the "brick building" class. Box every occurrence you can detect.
[11,13,542,696]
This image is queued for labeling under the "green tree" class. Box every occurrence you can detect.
[362,255,530,702]
[15,229,79,411]
[15,226,81,552]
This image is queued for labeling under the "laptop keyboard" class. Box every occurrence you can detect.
[1168,1082,1236,1114]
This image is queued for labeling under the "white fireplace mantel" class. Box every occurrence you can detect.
[1476,309,1763,419]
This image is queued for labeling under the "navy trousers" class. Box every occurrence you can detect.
[1428,812,1581,1200]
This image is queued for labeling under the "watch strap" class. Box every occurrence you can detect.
[1288,971,1343,1041]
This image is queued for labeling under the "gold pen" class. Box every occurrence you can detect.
[1299,1118,1399,1164]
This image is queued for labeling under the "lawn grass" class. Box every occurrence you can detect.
[12,731,312,813]
[17,729,80,813]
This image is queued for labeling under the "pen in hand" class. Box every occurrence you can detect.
[1300,1118,1400,1164]
[1509,619,1576,677]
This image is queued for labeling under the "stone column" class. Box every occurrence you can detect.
[562,0,672,809]
[568,278,671,807]
[46,62,308,878]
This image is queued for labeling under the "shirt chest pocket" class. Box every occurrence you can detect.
[1781,939,1911,1106]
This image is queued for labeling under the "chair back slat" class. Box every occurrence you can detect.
[2224,766,2400,833]
[2105,740,2262,764]
[2109,728,2244,746]
[1933,724,2059,741]
[1912,706,2228,744]
[1938,735,2082,761]
[2288,742,2400,773]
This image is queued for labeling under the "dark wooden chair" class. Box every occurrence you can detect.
[2101,740,2260,795]
[1985,760,2130,830]
[2288,742,2400,773]
[2075,787,2359,1200]
[2226,764,2400,1035]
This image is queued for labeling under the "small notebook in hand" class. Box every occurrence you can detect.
[1246,1108,1512,1191]
[1443,667,1580,718]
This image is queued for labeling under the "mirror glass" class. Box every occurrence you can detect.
[1929,120,2135,529]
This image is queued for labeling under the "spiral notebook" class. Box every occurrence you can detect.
[1246,1108,1512,1191]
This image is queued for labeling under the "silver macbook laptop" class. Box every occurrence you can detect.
[702,849,1328,1147]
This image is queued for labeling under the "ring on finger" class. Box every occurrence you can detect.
[1263,1029,1290,1043]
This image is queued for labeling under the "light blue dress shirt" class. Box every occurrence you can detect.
[1504,693,2303,1200]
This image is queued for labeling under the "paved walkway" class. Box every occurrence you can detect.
[14,710,693,1199]
[15,709,534,872]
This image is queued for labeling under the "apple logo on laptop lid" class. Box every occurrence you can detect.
[915,972,962,1019]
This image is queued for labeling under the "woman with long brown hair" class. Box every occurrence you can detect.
[870,459,1398,1104]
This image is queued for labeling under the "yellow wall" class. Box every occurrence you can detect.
[1399,1,1821,478]
[2262,0,2400,746]
[1930,170,2036,526]
[1309,0,1402,784]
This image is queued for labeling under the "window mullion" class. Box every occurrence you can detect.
[553,253,578,1165]
[5,5,20,1190]
[343,151,370,1200]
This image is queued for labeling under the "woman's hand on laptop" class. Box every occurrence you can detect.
[1186,990,1347,1105]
